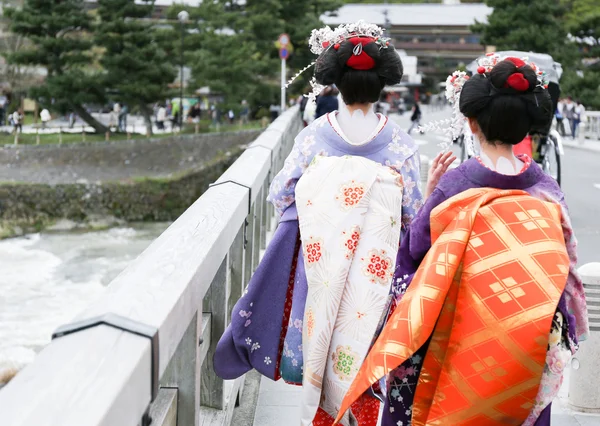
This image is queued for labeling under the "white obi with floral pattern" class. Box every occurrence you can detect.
[295,155,404,425]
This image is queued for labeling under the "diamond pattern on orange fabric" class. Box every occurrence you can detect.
[335,188,569,426]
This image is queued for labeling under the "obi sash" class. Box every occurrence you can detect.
[337,188,570,425]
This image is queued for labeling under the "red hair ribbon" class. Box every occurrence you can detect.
[505,57,526,68]
[505,73,530,91]
[345,37,376,70]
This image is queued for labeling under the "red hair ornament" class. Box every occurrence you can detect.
[505,73,530,91]
[345,37,376,70]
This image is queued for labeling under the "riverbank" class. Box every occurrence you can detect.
[0,146,243,238]
[0,129,261,238]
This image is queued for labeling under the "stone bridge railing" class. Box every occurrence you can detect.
[0,107,302,426]
[584,111,600,141]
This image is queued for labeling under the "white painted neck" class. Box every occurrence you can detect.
[336,95,380,146]
[478,138,524,175]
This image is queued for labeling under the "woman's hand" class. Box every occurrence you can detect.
[426,151,457,198]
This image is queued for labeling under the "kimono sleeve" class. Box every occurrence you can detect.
[393,187,447,296]
[266,133,316,216]
[399,152,424,232]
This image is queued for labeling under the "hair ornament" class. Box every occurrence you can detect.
[308,20,387,55]
[284,20,391,102]
[505,73,530,91]
[475,53,549,88]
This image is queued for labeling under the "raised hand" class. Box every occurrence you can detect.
[426,151,457,198]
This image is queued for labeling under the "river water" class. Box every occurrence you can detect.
[0,224,168,384]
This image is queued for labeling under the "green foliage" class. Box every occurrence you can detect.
[166,0,343,108]
[475,0,600,108]
[5,0,108,131]
[560,0,600,108]
[95,0,177,130]
[472,0,566,54]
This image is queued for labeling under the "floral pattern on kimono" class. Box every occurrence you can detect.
[270,112,423,388]
[295,155,405,425]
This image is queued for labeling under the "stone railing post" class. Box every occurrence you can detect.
[569,262,600,413]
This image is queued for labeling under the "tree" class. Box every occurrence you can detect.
[560,0,600,108]
[5,0,108,133]
[0,0,38,94]
[95,0,176,134]
[472,0,567,55]
[166,0,343,109]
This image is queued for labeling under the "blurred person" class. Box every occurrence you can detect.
[111,102,121,128]
[118,104,128,132]
[228,109,235,124]
[12,109,23,134]
[40,108,51,130]
[375,92,391,116]
[573,100,586,139]
[407,101,423,135]
[315,84,338,118]
[240,100,249,125]
[0,95,7,126]
[156,104,167,130]
[564,96,575,137]
[556,98,566,136]
[269,103,281,122]
[302,97,317,126]
[188,102,201,123]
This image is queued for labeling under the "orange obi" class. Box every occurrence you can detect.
[337,188,570,425]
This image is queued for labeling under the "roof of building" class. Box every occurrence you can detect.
[321,3,492,27]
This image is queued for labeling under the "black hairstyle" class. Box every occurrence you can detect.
[314,40,403,105]
[459,59,553,145]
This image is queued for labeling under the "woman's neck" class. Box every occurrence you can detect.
[336,102,380,146]
[478,139,523,175]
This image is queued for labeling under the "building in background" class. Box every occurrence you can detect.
[322,2,491,87]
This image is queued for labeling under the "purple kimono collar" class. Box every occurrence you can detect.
[457,158,546,190]
[319,113,409,156]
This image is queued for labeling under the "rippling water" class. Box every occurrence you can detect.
[0,224,168,384]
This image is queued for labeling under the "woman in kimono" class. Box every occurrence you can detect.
[215,21,454,425]
[338,56,589,425]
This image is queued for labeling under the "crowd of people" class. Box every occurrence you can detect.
[556,97,586,139]
[213,20,588,426]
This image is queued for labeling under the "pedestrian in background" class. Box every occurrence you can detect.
[228,109,235,124]
[240,100,249,125]
[12,109,23,134]
[556,98,566,136]
[269,104,281,122]
[303,98,317,126]
[573,100,586,139]
[315,85,339,119]
[156,104,167,130]
[0,95,7,127]
[407,101,423,135]
[564,96,575,137]
[376,93,391,116]
[118,104,128,132]
[188,102,201,124]
[40,108,51,130]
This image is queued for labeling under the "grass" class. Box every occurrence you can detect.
[0,120,263,146]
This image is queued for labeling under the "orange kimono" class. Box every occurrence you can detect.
[337,188,570,425]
